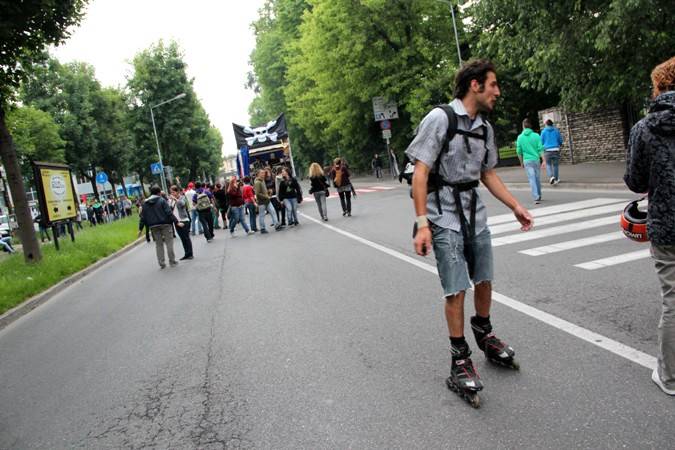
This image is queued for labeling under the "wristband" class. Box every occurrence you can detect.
[416,215,429,229]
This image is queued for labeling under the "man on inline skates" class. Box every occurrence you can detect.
[405,60,533,407]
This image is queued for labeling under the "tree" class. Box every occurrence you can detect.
[0,0,88,263]
[127,41,200,188]
[468,0,675,111]
[22,59,105,198]
[6,106,65,179]
[96,88,134,197]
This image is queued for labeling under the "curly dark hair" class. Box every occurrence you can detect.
[453,59,497,99]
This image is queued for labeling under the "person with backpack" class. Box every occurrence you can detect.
[278,167,302,226]
[516,118,545,204]
[540,119,564,185]
[406,59,533,407]
[138,184,183,269]
[308,162,330,221]
[169,185,193,260]
[330,158,353,217]
[624,56,675,396]
[185,182,203,236]
[191,182,215,242]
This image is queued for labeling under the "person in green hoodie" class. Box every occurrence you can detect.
[516,118,545,203]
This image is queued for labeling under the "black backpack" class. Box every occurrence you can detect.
[399,104,489,191]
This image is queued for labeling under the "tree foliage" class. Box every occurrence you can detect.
[468,0,675,111]
[126,40,222,184]
[6,106,65,178]
[0,0,87,103]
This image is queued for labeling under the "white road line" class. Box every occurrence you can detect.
[367,186,396,190]
[574,249,652,270]
[490,203,626,235]
[356,189,376,193]
[299,212,655,370]
[491,216,618,247]
[488,197,627,226]
[519,232,625,256]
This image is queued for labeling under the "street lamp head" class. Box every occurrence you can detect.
[174,93,186,100]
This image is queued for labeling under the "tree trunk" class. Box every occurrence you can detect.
[137,170,147,198]
[110,180,117,199]
[0,106,42,263]
[88,168,100,200]
[119,175,128,197]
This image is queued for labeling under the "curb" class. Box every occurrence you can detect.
[0,237,145,332]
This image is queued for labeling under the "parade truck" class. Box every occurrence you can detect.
[232,113,297,178]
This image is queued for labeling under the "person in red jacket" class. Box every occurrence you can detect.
[241,176,258,232]
[227,177,252,236]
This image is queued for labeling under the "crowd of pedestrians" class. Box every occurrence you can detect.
[137,158,359,269]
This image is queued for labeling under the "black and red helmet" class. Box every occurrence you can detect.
[620,198,648,242]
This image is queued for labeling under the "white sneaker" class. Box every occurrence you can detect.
[652,368,675,395]
[549,176,555,185]
[554,178,560,185]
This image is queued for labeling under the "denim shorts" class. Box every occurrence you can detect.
[431,224,494,297]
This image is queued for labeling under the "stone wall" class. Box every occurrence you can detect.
[538,106,628,163]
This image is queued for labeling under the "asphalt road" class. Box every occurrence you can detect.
[1,178,673,449]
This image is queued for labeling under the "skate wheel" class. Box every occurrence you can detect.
[445,377,458,392]
[512,360,520,370]
[467,392,481,409]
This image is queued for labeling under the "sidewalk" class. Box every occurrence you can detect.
[349,161,629,191]
[495,161,627,191]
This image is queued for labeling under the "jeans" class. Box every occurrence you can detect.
[544,150,560,181]
[190,209,203,235]
[271,197,285,225]
[197,209,214,240]
[313,191,327,219]
[431,225,494,297]
[524,160,542,201]
[246,203,258,231]
[175,221,193,257]
[258,201,279,230]
[375,167,382,178]
[653,244,675,391]
[229,206,250,233]
[150,224,176,267]
[283,198,299,224]
[338,189,352,213]
[0,237,15,253]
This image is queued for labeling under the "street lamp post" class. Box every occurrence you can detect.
[150,93,186,193]
[435,0,463,67]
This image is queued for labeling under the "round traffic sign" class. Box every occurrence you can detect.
[96,172,108,184]
[380,120,392,130]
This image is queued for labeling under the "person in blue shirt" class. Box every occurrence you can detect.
[540,119,564,185]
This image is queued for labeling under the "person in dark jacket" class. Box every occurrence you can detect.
[138,184,183,269]
[278,167,302,226]
[330,158,353,216]
[624,56,675,396]
[227,177,252,236]
[308,162,329,221]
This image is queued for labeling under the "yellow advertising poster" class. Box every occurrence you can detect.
[38,166,77,223]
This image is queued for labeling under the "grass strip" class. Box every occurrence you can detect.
[0,217,138,315]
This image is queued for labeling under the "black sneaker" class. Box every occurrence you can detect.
[260,229,269,234]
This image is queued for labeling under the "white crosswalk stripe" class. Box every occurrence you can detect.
[488,197,628,226]
[490,203,625,235]
[574,249,652,270]
[491,216,617,247]
[519,232,624,256]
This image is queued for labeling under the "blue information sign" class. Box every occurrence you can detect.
[95,171,108,184]
[150,162,162,175]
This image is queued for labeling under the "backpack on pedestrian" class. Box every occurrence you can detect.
[196,193,211,211]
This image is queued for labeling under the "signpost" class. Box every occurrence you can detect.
[150,162,162,175]
[32,162,78,250]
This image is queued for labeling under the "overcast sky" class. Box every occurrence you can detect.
[52,0,266,156]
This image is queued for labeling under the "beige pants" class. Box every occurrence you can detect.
[150,224,176,267]
[652,244,675,390]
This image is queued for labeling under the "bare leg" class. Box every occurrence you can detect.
[473,281,492,318]
[445,291,466,337]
